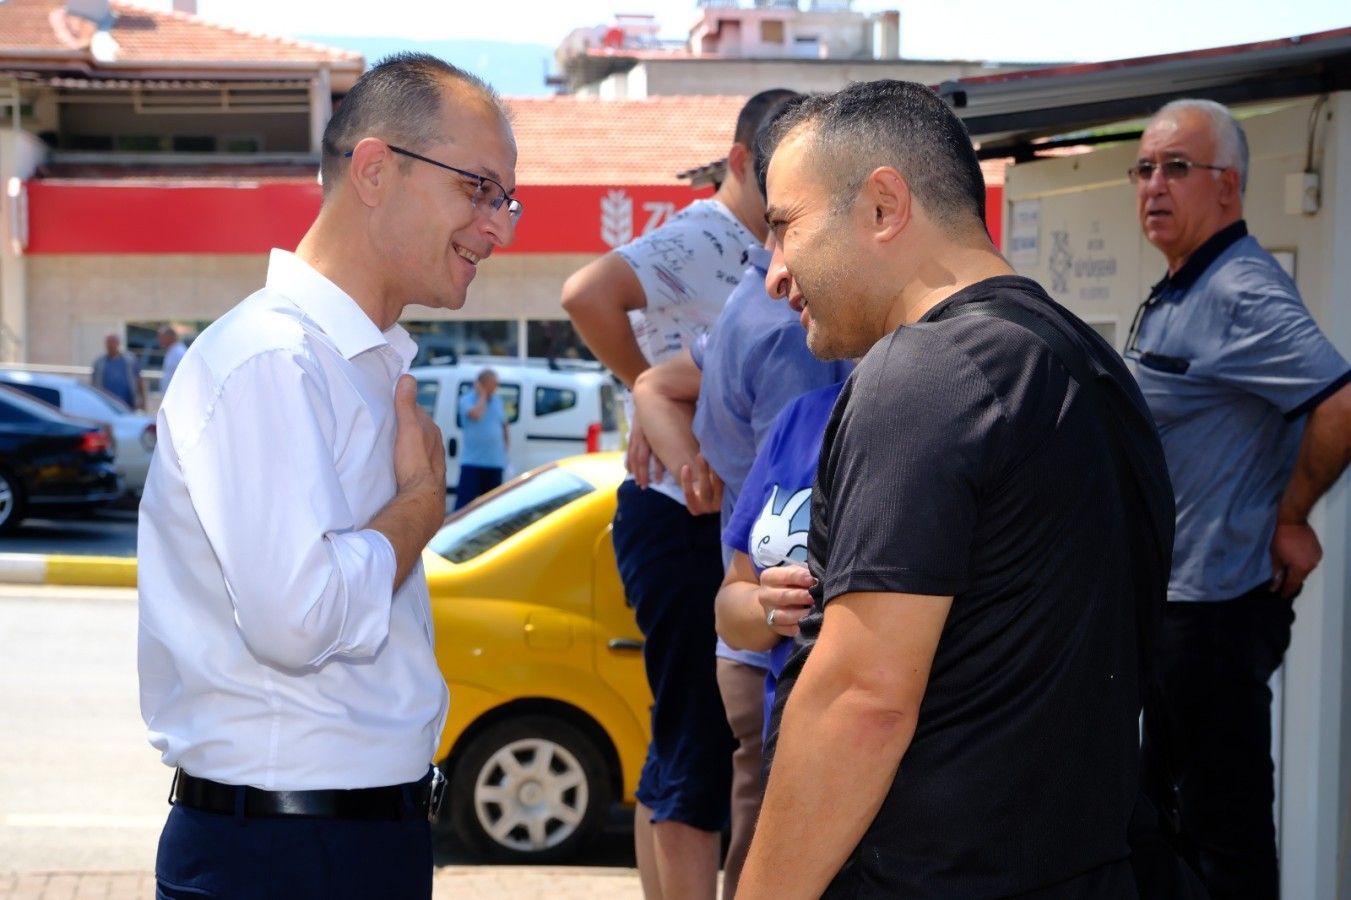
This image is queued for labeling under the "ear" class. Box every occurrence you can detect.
[1219,166,1242,208]
[726,142,753,185]
[347,137,393,208]
[861,166,911,243]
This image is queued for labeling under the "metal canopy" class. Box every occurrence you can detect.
[940,29,1351,156]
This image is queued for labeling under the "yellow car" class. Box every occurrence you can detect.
[422,452,650,863]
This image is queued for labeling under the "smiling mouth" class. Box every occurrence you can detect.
[454,244,482,265]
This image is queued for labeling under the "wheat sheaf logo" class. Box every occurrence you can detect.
[601,190,634,249]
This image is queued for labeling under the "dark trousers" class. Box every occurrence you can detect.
[611,480,734,831]
[155,803,433,899]
[1141,587,1296,900]
[454,464,504,510]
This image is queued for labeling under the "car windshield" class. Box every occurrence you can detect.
[428,466,594,564]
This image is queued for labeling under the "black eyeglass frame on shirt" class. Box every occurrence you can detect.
[342,144,523,224]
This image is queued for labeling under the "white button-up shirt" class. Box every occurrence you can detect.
[138,250,448,790]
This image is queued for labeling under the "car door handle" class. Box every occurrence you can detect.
[446,437,457,458]
[607,638,643,652]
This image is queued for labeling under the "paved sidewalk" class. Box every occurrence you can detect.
[0,866,643,898]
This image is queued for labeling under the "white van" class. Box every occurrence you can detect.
[411,358,621,494]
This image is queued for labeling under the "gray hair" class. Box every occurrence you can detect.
[766,80,987,234]
[1150,99,1249,194]
[475,368,497,385]
[319,53,507,200]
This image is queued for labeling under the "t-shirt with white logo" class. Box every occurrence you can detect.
[616,197,757,503]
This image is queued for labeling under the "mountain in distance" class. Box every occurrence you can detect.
[302,36,558,96]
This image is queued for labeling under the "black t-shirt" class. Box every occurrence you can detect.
[769,276,1172,898]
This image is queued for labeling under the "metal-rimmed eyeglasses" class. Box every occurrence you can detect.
[344,144,523,224]
[1127,158,1228,185]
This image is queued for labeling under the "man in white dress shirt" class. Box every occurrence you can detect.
[137,53,519,899]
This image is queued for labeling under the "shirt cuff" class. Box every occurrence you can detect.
[310,529,398,665]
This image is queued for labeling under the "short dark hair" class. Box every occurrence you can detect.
[768,80,986,232]
[733,88,801,149]
[319,53,505,199]
[754,95,811,200]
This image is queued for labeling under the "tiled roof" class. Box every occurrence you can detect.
[0,0,361,68]
[506,95,748,185]
[506,95,1008,187]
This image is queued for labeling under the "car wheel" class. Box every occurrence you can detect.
[0,467,25,534]
[448,715,611,863]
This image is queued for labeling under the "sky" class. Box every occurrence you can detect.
[148,0,1349,65]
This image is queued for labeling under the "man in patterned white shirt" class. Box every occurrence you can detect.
[562,89,795,900]
[138,53,519,899]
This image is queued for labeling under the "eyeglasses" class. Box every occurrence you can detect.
[1127,158,1228,185]
[344,144,523,224]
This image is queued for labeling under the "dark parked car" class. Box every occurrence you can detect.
[0,385,123,533]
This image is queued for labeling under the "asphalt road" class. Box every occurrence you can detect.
[0,584,636,874]
[0,507,138,557]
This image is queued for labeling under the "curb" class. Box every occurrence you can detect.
[0,553,137,588]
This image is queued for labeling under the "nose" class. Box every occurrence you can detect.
[480,205,513,249]
[764,239,791,300]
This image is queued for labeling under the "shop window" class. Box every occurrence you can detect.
[526,320,596,363]
[172,135,216,153]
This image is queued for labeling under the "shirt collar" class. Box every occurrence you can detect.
[1150,220,1248,298]
[746,244,773,274]
[266,249,415,366]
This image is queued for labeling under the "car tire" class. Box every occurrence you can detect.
[447,715,611,864]
[0,466,25,534]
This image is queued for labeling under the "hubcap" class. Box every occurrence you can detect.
[0,476,13,524]
[473,737,589,852]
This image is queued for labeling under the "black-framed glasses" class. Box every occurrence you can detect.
[344,145,523,224]
[1127,158,1228,185]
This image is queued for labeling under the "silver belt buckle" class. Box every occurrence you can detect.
[427,766,447,822]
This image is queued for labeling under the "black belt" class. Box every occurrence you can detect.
[170,767,446,822]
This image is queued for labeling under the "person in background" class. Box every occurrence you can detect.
[91,332,144,409]
[454,367,509,509]
[158,325,188,394]
[561,88,796,900]
[138,53,518,899]
[631,92,852,900]
[1128,98,1351,899]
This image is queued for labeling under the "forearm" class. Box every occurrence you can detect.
[567,303,650,388]
[634,389,701,478]
[367,480,444,589]
[1278,385,1351,522]
[739,657,917,898]
[715,578,778,652]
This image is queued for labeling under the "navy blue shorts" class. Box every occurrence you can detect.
[612,480,734,831]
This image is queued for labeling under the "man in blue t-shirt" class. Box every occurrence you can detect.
[454,368,509,510]
[91,333,145,410]
[1129,99,1351,897]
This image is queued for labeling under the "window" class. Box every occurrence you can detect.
[172,135,215,153]
[527,320,597,363]
[222,136,262,153]
[457,381,521,425]
[70,384,129,419]
[600,383,618,432]
[116,134,169,152]
[3,383,61,408]
[535,387,577,417]
[760,20,785,43]
[415,380,440,418]
[428,466,594,563]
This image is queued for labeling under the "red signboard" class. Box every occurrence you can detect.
[25,181,1003,254]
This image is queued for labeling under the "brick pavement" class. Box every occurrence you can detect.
[0,867,643,898]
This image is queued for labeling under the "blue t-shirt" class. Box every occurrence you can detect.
[693,245,853,530]
[1130,221,1350,602]
[722,381,843,729]
[458,390,508,469]
[95,352,140,407]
